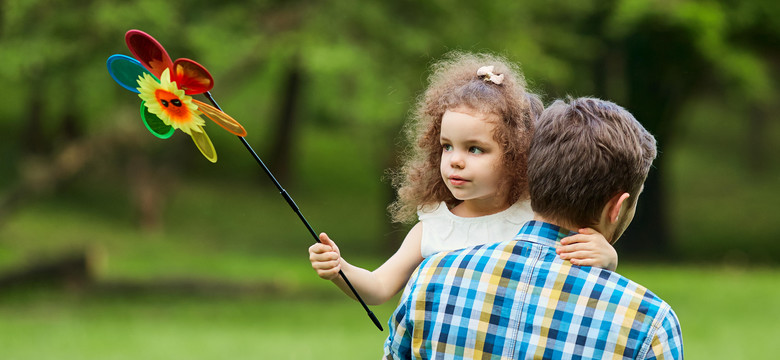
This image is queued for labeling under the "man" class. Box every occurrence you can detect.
[384,97,683,359]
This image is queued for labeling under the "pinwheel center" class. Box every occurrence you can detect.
[154,89,190,123]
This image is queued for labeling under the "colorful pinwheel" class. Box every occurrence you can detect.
[106,30,246,162]
[106,30,384,331]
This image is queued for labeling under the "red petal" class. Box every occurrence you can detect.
[125,29,173,78]
[173,58,214,95]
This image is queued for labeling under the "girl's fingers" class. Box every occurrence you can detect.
[309,233,342,280]
[309,243,333,254]
[560,228,600,245]
[559,249,596,260]
[560,234,589,245]
[317,266,341,280]
[309,245,334,257]
[312,259,340,270]
[319,233,337,248]
[569,258,598,266]
[318,233,340,255]
[310,250,339,263]
[557,242,591,254]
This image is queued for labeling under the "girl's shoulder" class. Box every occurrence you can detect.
[417,200,532,224]
[417,202,449,219]
[505,200,533,224]
[416,200,533,258]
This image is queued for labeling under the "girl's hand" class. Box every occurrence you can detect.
[308,232,342,280]
[557,228,618,271]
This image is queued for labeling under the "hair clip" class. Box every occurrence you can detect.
[477,65,504,85]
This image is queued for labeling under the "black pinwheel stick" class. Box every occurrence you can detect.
[203,92,383,331]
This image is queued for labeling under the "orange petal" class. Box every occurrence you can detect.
[192,99,247,137]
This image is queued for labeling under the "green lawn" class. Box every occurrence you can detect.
[620,264,780,359]
[1,262,778,359]
[0,287,399,359]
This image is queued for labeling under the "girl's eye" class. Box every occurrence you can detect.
[469,146,484,154]
[442,144,453,152]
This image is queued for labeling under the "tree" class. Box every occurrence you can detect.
[601,0,778,257]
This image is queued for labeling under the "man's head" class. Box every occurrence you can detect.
[528,97,657,243]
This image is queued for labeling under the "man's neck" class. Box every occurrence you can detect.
[532,213,614,243]
[532,214,576,232]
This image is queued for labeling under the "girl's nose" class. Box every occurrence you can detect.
[450,151,465,168]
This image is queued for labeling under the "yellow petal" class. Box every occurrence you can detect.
[190,127,217,163]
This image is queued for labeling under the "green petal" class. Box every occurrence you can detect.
[140,101,175,139]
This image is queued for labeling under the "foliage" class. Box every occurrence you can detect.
[0,0,778,260]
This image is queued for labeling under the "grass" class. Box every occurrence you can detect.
[1,263,779,359]
[620,264,780,359]
[0,287,400,359]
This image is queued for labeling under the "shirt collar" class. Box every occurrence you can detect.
[514,220,578,247]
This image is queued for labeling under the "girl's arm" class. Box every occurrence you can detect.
[308,222,425,305]
[556,227,618,271]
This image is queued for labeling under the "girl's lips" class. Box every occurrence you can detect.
[448,176,468,186]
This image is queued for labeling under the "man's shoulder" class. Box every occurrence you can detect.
[560,264,678,327]
[578,267,683,358]
[527,263,682,358]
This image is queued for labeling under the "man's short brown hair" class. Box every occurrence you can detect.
[528,97,657,227]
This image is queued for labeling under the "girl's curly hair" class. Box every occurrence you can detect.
[389,52,542,223]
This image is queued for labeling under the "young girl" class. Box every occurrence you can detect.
[309,52,617,305]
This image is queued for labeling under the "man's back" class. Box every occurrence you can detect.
[384,221,683,359]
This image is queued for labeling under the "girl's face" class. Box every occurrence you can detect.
[439,107,505,208]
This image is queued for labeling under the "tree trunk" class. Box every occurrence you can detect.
[128,154,166,232]
[747,104,768,174]
[22,76,48,155]
[267,56,302,183]
[610,17,708,258]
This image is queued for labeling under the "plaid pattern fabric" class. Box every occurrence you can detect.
[384,221,683,359]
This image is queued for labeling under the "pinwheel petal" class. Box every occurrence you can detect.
[125,29,174,79]
[192,100,247,137]
[140,101,175,139]
[173,59,214,95]
[107,55,154,93]
[190,127,217,163]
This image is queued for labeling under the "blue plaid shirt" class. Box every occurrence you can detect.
[384,221,683,359]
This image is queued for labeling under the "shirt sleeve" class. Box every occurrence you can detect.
[642,307,684,360]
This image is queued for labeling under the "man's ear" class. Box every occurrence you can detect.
[607,192,631,224]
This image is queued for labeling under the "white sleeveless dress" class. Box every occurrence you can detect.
[417,200,533,258]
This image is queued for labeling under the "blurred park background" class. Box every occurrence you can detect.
[1,0,779,358]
